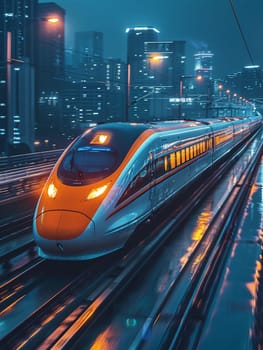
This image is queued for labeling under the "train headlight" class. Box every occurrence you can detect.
[87,184,108,200]
[47,183,58,199]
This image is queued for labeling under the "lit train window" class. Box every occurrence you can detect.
[190,146,193,159]
[170,152,176,168]
[196,143,200,155]
[176,151,181,166]
[164,156,169,171]
[185,148,189,161]
[181,149,185,163]
[193,145,197,157]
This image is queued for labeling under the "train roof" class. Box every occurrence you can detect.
[87,115,259,140]
[91,119,221,134]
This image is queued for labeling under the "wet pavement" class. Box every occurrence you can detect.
[198,157,263,350]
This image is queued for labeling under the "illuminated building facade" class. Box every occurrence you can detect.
[104,58,126,121]
[126,26,159,121]
[36,2,65,149]
[0,0,37,154]
[74,31,103,66]
[62,31,126,136]
[194,51,214,79]
[194,50,214,102]
[73,31,104,83]
[241,65,263,99]
[144,41,186,120]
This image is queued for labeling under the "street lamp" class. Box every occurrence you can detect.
[46,17,60,23]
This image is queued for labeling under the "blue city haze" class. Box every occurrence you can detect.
[41,0,263,77]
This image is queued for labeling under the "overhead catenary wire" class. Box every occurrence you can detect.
[228,0,255,65]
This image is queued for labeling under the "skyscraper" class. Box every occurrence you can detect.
[74,31,104,67]
[126,26,160,121]
[37,2,65,83]
[0,0,37,155]
[145,41,185,91]
[194,51,214,79]
[36,2,65,148]
[144,41,186,120]
[104,58,126,121]
[194,51,214,105]
[241,65,263,99]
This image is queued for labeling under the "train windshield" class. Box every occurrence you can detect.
[57,124,149,185]
[58,133,119,185]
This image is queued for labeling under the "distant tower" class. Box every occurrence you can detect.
[241,65,263,99]
[145,41,185,92]
[144,41,186,120]
[194,51,214,79]
[104,58,126,121]
[74,31,103,66]
[0,0,37,154]
[73,31,104,82]
[126,26,159,84]
[36,2,65,148]
[126,26,160,121]
[37,2,65,85]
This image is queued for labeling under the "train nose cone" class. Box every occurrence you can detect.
[35,210,93,240]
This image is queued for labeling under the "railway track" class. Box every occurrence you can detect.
[60,134,263,350]
[0,214,36,277]
[0,131,262,349]
[130,136,262,350]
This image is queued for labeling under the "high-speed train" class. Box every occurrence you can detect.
[33,115,262,260]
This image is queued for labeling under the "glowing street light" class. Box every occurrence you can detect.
[46,17,59,24]
[40,16,60,23]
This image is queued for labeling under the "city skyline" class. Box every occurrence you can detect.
[40,0,263,78]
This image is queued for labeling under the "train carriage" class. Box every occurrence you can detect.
[33,115,262,260]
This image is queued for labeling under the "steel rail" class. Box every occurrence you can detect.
[49,133,262,349]
[130,135,263,349]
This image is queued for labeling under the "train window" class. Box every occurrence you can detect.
[193,145,197,157]
[176,151,181,166]
[170,152,176,168]
[164,156,169,171]
[186,147,189,161]
[181,149,185,163]
[190,146,193,159]
[196,143,200,155]
[200,142,203,153]
[203,141,206,151]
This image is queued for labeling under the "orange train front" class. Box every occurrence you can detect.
[33,117,262,260]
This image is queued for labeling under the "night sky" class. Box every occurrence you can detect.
[40,0,263,78]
